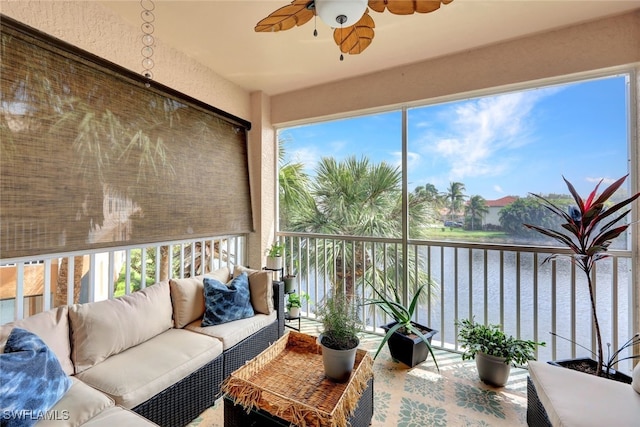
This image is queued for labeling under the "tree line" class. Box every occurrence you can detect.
[279,149,581,238]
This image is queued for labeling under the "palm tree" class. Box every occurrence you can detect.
[283,155,436,308]
[443,181,467,221]
[464,195,489,230]
[413,183,440,204]
[278,137,313,231]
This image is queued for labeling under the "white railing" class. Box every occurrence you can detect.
[278,232,636,374]
[0,235,246,323]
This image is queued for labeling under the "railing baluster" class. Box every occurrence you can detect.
[533,252,539,359]
[140,247,147,290]
[612,257,619,362]
[440,245,446,348]
[67,257,75,306]
[125,249,132,295]
[500,251,505,334]
[43,259,52,311]
[516,251,521,338]
[108,251,115,299]
[483,249,488,325]
[468,247,473,322]
[551,259,557,360]
[15,263,24,320]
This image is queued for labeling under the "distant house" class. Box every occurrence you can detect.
[483,196,518,227]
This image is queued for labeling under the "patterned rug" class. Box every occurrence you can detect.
[188,328,528,427]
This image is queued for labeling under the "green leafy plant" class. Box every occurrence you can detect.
[456,318,545,366]
[365,284,439,370]
[523,175,639,376]
[265,241,285,258]
[286,291,310,309]
[317,291,362,351]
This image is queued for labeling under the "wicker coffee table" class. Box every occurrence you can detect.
[222,331,374,427]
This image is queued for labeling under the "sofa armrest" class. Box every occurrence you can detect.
[272,281,284,337]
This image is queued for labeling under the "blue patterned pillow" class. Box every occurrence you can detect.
[0,327,72,427]
[202,272,255,326]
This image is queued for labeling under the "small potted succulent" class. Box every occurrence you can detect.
[316,291,363,383]
[457,317,544,387]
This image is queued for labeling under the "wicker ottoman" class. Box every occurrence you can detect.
[222,331,374,427]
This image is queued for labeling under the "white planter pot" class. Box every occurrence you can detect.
[265,256,283,270]
[475,352,511,387]
[288,307,300,318]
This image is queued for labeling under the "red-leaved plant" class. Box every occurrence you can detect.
[523,175,639,377]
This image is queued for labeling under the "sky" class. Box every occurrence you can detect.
[279,74,630,201]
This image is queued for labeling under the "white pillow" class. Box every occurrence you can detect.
[632,362,640,394]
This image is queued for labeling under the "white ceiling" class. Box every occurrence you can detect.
[101,0,640,96]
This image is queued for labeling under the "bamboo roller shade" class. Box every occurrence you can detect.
[0,18,253,259]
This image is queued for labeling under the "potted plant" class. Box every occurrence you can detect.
[283,264,297,293]
[365,283,439,369]
[265,241,285,270]
[456,318,544,387]
[316,291,363,383]
[523,175,639,378]
[286,290,310,318]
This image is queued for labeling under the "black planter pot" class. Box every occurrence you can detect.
[381,321,437,368]
[548,357,632,384]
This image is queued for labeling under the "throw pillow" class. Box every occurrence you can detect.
[169,267,231,329]
[202,272,255,326]
[233,265,274,315]
[633,362,640,394]
[0,328,72,427]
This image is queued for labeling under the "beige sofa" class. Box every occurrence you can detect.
[0,266,284,427]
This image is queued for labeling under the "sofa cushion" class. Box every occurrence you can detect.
[234,265,274,315]
[202,273,254,327]
[528,360,640,426]
[69,282,173,374]
[186,311,277,350]
[169,267,230,328]
[82,407,158,426]
[75,328,223,409]
[38,377,114,427]
[0,328,72,427]
[633,362,640,394]
[0,306,74,375]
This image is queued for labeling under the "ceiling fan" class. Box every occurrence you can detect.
[255,0,454,59]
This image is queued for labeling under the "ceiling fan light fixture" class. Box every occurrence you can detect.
[315,0,367,27]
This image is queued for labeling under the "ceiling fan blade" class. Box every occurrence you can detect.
[255,0,315,32]
[368,0,453,15]
[333,11,375,55]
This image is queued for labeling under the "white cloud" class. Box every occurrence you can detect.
[585,176,616,186]
[415,90,553,183]
[289,146,322,174]
[390,151,421,171]
[494,185,504,193]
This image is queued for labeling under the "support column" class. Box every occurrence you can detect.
[246,91,276,269]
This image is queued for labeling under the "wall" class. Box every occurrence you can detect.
[271,10,640,126]
[0,0,251,121]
